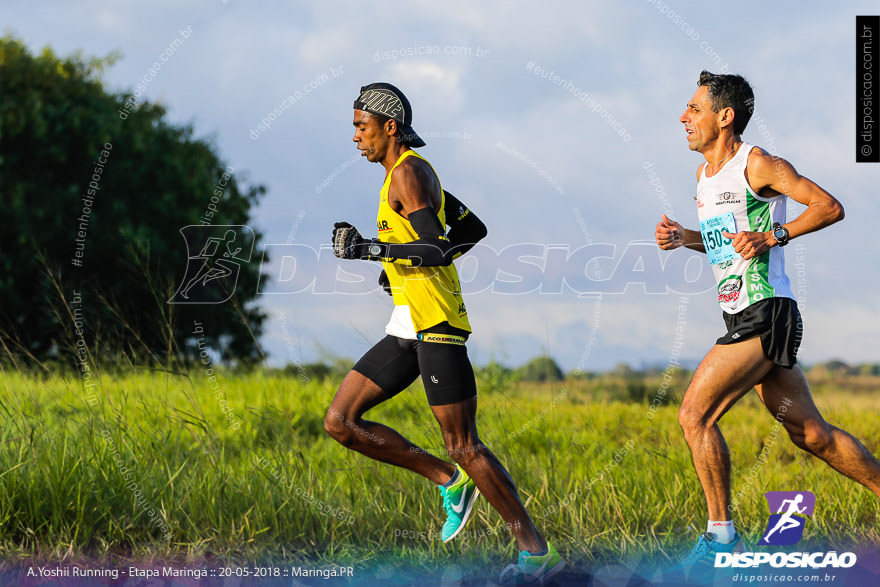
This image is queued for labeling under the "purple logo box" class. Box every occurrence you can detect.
[764,491,816,516]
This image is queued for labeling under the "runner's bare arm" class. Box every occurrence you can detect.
[656,214,705,253]
[748,149,844,237]
[655,164,706,253]
[388,158,442,215]
[722,149,844,260]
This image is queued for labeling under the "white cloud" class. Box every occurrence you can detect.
[7,0,880,370]
[387,61,466,115]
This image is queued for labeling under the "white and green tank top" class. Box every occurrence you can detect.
[696,143,794,314]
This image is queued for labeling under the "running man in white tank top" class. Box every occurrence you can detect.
[695,140,795,314]
[655,71,880,578]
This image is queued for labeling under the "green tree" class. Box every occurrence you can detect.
[857,363,880,377]
[0,37,267,367]
[612,362,650,403]
[515,355,564,382]
[822,360,852,375]
[475,360,517,393]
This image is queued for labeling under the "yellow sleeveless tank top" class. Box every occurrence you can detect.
[377,150,471,333]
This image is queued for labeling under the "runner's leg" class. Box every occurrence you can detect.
[324,337,456,486]
[755,365,880,497]
[431,397,547,554]
[414,335,548,553]
[678,337,776,521]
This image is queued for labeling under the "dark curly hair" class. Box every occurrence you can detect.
[698,71,755,135]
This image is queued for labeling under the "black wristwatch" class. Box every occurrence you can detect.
[771,222,789,247]
[362,239,388,260]
[368,241,384,257]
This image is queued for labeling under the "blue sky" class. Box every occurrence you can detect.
[6,1,878,370]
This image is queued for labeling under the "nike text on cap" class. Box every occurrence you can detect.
[353,82,426,148]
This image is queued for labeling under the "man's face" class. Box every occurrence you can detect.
[352,110,390,163]
[680,85,721,152]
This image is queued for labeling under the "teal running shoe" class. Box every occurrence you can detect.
[667,531,742,583]
[438,465,480,542]
[498,542,565,585]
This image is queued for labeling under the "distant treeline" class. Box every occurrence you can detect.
[281,356,880,382]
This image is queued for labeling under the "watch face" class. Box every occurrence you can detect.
[773,225,788,244]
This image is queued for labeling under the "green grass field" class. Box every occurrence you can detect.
[1,368,878,576]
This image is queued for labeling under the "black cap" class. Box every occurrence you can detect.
[353,82,426,148]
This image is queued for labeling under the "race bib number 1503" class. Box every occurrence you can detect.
[700,212,737,265]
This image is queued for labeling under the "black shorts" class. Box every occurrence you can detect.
[716,297,802,368]
[352,324,477,406]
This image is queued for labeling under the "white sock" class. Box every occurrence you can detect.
[707,520,736,544]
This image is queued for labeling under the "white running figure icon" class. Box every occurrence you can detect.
[763,493,807,542]
[180,230,242,299]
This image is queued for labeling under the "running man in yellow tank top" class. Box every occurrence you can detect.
[323,83,563,584]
